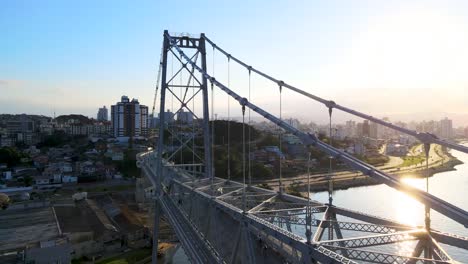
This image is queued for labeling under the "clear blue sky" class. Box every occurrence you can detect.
[2,0,468,125]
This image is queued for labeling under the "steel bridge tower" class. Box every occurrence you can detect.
[153,31,213,263]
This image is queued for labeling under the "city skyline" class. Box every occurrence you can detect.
[2,1,468,124]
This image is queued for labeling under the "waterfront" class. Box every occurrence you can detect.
[166,144,468,262]
[312,143,468,262]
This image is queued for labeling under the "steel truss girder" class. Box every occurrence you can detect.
[319,230,426,248]
[262,215,399,234]
[322,245,450,264]
[159,194,223,263]
[322,220,397,234]
[139,151,465,263]
[159,169,355,263]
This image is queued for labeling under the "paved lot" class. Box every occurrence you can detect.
[0,207,59,252]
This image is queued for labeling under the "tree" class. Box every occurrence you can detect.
[0,147,22,167]
[251,162,273,179]
[37,130,69,148]
[257,134,279,148]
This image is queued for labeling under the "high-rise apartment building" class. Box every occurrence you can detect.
[369,122,378,139]
[439,117,453,139]
[111,96,148,139]
[97,106,108,121]
[345,120,356,137]
[362,120,370,137]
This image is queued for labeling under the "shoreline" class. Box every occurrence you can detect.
[298,152,463,194]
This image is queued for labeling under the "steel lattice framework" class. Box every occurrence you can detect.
[140,31,468,264]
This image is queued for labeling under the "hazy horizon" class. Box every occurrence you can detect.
[2,1,468,126]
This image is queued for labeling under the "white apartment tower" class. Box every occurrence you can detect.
[97,106,108,121]
[440,117,453,139]
[111,96,148,139]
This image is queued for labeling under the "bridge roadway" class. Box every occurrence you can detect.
[138,151,468,264]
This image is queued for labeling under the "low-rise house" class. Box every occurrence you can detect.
[386,143,408,156]
[25,242,72,264]
[24,145,41,156]
[62,175,78,184]
[43,167,62,182]
[34,175,54,185]
[111,152,124,161]
[2,171,12,180]
[48,161,73,173]
[33,155,49,168]
[78,161,96,175]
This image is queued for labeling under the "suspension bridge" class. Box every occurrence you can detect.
[137,31,468,263]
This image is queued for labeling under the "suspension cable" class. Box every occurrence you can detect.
[248,67,252,186]
[151,47,163,120]
[227,55,231,182]
[152,57,162,148]
[202,35,468,154]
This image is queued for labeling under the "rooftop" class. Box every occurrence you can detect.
[0,207,59,252]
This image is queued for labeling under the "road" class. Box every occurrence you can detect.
[257,143,453,191]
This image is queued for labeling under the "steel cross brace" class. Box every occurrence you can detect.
[319,229,426,248]
[322,245,451,264]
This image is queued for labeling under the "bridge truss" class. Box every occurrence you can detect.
[141,31,468,263]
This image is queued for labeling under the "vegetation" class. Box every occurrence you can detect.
[256,134,279,148]
[55,114,92,125]
[114,150,140,178]
[257,183,273,190]
[37,130,88,150]
[0,147,24,167]
[400,156,426,167]
[362,154,390,166]
[37,131,70,148]
[286,182,305,198]
[210,120,260,145]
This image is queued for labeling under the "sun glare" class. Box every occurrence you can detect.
[329,7,468,92]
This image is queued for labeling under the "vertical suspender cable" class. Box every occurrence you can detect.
[242,104,246,213]
[211,82,215,192]
[192,76,195,173]
[279,83,283,193]
[211,47,215,192]
[227,56,231,182]
[423,143,431,258]
[170,51,174,159]
[424,143,431,230]
[328,107,334,241]
[306,152,312,244]
[180,54,183,164]
[328,107,333,206]
[248,67,252,186]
